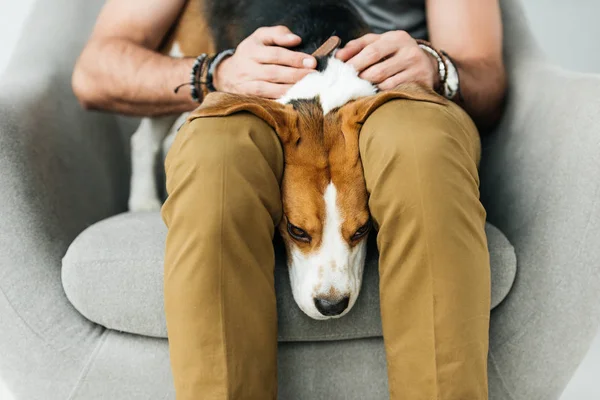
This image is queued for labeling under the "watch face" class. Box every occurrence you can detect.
[442,52,459,99]
[445,66,459,98]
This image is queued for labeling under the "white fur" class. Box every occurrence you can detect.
[169,42,184,58]
[129,115,180,211]
[288,183,368,320]
[278,57,376,114]
[162,112,189,156]
[128,42,186,212]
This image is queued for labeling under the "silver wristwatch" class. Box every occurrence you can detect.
[440,50,459,100]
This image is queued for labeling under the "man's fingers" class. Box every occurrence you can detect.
[345,39,398,73]
[335,34,379,62]
[258,65,315,84]
[359,55,406,84]
[255,46,316,69]
[245,81,293,99]
[335,45,361,62]
[344,34,380,50]
[253,25,301,47]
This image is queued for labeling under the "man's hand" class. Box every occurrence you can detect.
[214,26,317,99]
[335,31,439,91]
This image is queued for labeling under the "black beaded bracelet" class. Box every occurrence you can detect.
[174,49,235,102]
[190,53,208,102]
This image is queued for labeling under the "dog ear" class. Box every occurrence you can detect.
[188,92,297,142]
[338,82,446,138]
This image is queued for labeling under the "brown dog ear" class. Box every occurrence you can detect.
[338,82,446,138]
[188,92,297,142]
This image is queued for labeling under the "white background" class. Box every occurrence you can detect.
[0,0,599,399]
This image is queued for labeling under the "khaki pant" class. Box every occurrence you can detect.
[161,92,491,400]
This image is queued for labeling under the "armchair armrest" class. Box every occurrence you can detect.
[480,59,600,399]
[0,0,131,397]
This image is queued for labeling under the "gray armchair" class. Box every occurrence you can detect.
[0,0,599,399]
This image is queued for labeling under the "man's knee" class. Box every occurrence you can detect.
[359,99,480,171]
[162,112,284,227]
[166,112,283,177]
[358,99,483,221]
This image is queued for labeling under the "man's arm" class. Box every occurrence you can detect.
[72,0,198,116]
[426,0,506,129]
[336,0,506,129]
[72,0,317,117]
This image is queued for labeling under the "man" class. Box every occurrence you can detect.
[73,0,505,399]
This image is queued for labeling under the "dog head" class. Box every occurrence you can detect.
[190,58,439,319]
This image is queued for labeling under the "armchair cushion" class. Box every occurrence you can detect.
[62,211,516,340]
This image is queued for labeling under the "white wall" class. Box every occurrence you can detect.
[0,0,598,399]
[521,0,600,73]
[0,0,35,74]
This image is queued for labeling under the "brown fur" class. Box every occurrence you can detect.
[160,0,215,56]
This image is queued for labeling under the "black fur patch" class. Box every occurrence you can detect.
[203,0,370,54]
[315,56,330,72]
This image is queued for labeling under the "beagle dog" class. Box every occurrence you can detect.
[130,0,442,319]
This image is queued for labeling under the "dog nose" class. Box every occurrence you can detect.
[314,296,350,316]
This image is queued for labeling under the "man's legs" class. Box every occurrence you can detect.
[161,113,284,400]
[360,98,491,400]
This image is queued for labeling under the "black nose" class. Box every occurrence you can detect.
[314,296,350,316]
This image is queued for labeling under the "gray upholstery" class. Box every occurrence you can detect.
[1,0,599,399]
[62,212,515,340]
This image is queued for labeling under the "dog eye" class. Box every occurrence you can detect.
[287,221,311,243]
[351,221,371,241]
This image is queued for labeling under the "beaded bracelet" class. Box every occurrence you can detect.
[173,53,209,102]
[190,53,208,102]
[197,53,215,100]
[173,49,236,103]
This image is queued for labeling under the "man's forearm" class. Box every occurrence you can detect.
[72,37,197,116]
[425,0,506,130]
[454,57,507,130]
